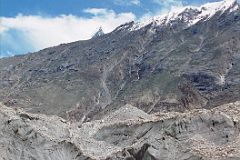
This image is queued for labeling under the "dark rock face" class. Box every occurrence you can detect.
[0,1,240,123]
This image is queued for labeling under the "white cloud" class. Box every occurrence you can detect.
[0,25,7,33]
[130,0,141,5]
[83,8,110,16]
[0,9,136,52]
[114,0,141,6]
[153,0,183,7]
[138,0,184,19]
[152,0,183,13]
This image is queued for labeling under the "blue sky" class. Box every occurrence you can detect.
[0,0,220,17]
[0,0,237,57]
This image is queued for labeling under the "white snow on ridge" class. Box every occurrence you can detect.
[190,0,238,24]
[128,0,238,31]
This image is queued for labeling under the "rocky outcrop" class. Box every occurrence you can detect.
[1,101,240,160]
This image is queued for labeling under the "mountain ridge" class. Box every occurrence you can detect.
[116,0,239,32]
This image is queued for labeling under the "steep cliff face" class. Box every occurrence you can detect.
[1,101,240,160]
[0,0,240,122]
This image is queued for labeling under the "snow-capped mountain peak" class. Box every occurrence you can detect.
[117,0,239,32]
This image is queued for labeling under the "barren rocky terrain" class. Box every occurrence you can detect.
[0,0,240,159]
[0,0,239,122]
[0,101,240,160]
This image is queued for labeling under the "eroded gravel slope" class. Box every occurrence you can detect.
[0,101,239,160]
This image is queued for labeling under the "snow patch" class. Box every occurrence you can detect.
[127,0,238,31]
[219,75,226,85]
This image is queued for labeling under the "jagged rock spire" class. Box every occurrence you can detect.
[92,26,104,38]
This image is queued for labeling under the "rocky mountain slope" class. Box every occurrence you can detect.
[1,101,240,160]
[0,0,240,122]
[0,0,240,159]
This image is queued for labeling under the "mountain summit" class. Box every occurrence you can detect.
[117,0,239,32]
[92,26,104,38]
